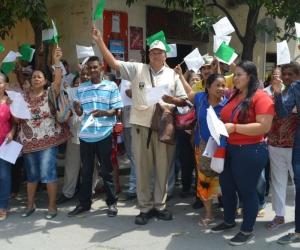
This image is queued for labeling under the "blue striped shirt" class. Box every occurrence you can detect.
[74,79,123,142]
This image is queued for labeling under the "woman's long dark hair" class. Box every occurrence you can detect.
[226,60,259,123]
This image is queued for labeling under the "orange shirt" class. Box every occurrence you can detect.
[220,89,274,145]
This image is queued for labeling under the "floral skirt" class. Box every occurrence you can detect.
[195,145,221,201]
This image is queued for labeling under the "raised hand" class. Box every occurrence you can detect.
[174,65,183,76]
[91,25,102,43]
[53,47,62,65]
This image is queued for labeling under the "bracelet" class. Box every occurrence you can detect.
[234,124,237,133]
[54,65,61,68]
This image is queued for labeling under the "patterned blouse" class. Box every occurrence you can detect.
[17,89,72,153]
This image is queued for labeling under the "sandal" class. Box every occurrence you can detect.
[0,209,7,222]
[257,209,265,217]
[266,216,285,230]
[236,207,243,215]
[198,217,214,227]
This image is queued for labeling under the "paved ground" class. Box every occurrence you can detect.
[1,158,299,250]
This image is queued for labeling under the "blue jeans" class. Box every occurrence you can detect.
[220,142,269,233]
[123,127,136,189]
[23,146,58,183]
[293,129,300,233]
[0,159,11,209]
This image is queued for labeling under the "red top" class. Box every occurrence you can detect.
[0,102,12,145]
[221,89,274,145]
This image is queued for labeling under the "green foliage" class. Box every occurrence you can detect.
[0,0,48,40]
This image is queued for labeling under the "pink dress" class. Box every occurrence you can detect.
[0,102,12,145]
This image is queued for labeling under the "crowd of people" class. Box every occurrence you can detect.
[0,25,299,247]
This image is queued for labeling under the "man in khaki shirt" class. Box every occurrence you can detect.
[92,26,187,225]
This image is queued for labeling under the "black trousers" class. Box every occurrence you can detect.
[11,156,24,193]
[79,135,117,208]
[178,130,195,192]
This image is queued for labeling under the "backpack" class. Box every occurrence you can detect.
[48,87,72,123]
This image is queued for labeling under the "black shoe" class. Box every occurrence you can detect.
[210,222,237,234]
[67,205,90,217]
[180,190,188,198]
[107,204,118,217]
[192,201,204,209]
[229,232,254,246]
[57,195,72,205]
[135,210,154,225]
[154,209,172,221]
[217,196,223,208]
[166,196,172,202]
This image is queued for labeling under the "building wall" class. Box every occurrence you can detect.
[0,20,34,83]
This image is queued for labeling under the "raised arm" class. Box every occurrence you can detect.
[52,47,63,98]
[92,25,120,72]
[174,65,196,104]
[47,44,54,75]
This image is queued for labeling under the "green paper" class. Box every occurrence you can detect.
[215,42,235,63]
[19,44,34,62]
[146,30,170,52]
[52,19,59,44]
[0,43,4,52]
[94,0,106,20]
[1,62,15,74]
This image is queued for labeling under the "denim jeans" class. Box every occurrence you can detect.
[0,159,11,209]
[220,141,269,233]
[123,127,136,189]
[79,135,118,208]
[293,129,300,233]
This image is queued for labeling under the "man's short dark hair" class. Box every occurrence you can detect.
[87,56,102,65]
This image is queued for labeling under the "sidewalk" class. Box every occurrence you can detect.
[1,167,298,250]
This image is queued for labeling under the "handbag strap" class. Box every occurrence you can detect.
[149,69,155,88]
[230,101,244,123]
[196,99,204,142]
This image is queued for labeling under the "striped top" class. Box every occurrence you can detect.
[74,79,123,142]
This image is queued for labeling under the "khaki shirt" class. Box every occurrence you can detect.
[118,62,187,127]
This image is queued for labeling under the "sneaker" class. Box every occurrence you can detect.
[277,233,300,245]
[229,232,254,246]
[107,204,118,217]
[154,209,172,221]
[135,210,154,225]
[0,210,7,222]
[210,222,237,234]
[68,205,90,217]
[126,188,137,197]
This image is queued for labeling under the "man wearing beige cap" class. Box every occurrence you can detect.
[192,56,235,92]
[92,26,187,225]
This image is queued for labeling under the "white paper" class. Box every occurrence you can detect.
[295,22,300,39]
[80,57,90,69]
[213,35,232,53]
[51,19,58,38]
[146,84,169,106]
[184,48,205,73]
[120,79,132,106]
[206,106,228,145]
[166,44,177,58]
[2,51,22,63]
[52,61,67,75]
[202,136,218,158]
[76,45,95,59]
[5,90,31,119]
[213,17,235,37]
[0,139,23,164]
[216,52,238,65]
[42,29,54,41]
[28,48,35,62]
[81,114,95,132]
[277,40,291,65]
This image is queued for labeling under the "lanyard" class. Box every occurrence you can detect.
[230,101,244,123]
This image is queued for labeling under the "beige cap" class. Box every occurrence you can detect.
[149,40,166,51]
[202,56,214,67]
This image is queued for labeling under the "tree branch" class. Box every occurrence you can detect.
[210,0,244,43]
